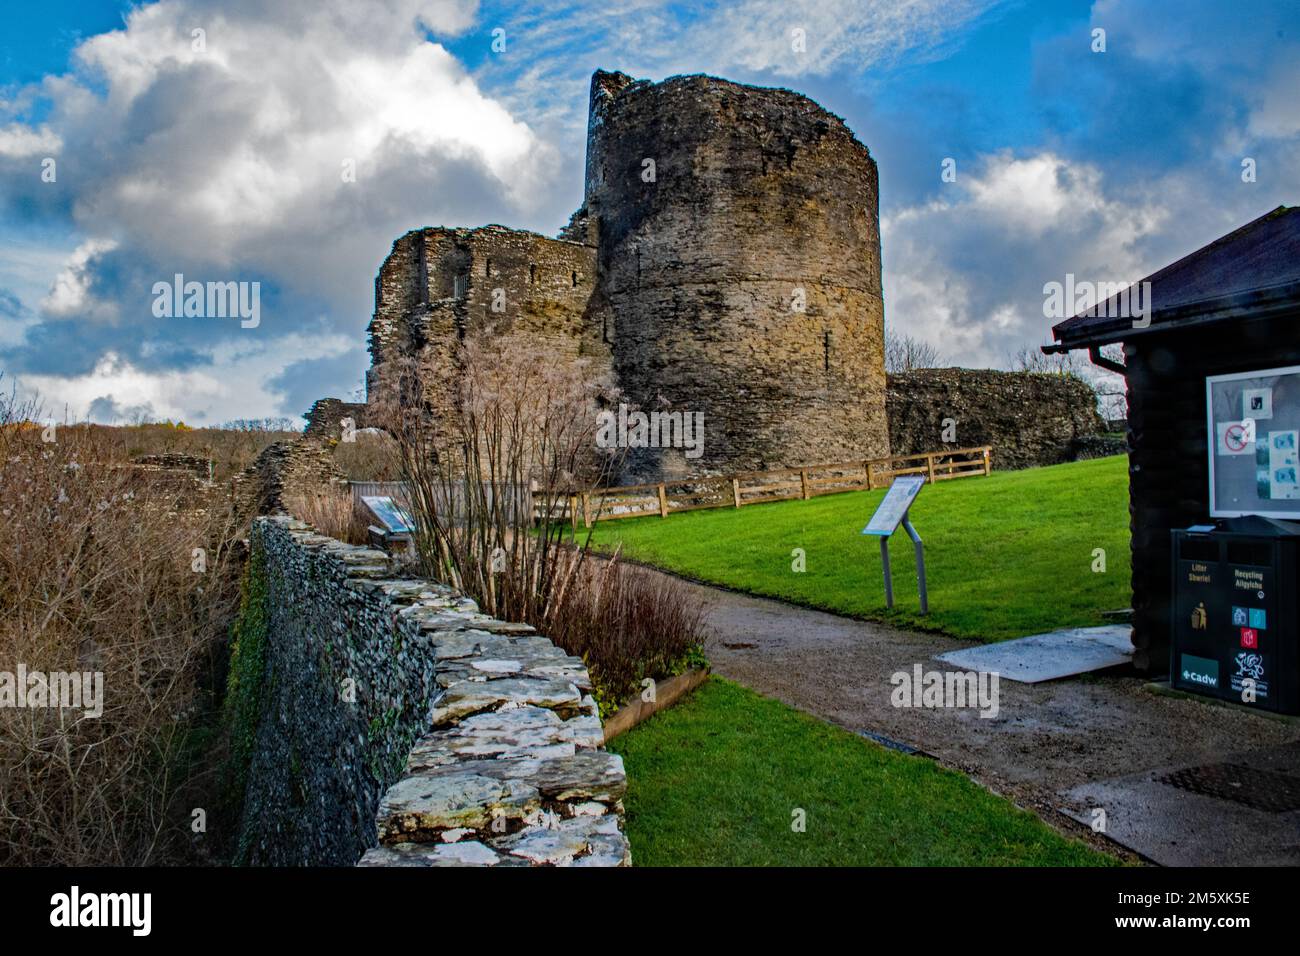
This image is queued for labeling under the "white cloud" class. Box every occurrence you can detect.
[19,327,355,425]
[691,0,1002,77]
[0,124,62,158]
[41,0,549,280]
[40,239,120,320]
[0,0,567,421]
[882,152,1171,367]
[1246,59,1300,140]
[481,0,1003,140]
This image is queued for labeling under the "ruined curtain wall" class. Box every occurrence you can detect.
[365,227,610,427]
[886,368,1108,470]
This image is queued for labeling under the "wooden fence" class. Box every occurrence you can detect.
[563,446,992,529]
[350,446,992,531]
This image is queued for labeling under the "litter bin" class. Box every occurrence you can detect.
[1171,516,1300,714]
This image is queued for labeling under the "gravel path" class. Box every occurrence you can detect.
[648,567,1299,857]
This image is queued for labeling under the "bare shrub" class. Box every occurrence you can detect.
[1008,344,1127,421]
[282,488,369,545]
[379,336,619,621]
[885,329,943,373]
[378,337,709,713]
[0,394,241,865]
[547,550,707,713]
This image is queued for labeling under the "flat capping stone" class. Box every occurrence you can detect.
[252,515,629,867]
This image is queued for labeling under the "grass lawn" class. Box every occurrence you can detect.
[590,455,1131,642]
[608,677,1117,866]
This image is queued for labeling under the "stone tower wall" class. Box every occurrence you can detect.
[583,71,889,479]
[365,226,611,427]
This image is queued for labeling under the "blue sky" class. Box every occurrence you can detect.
[1,0,1297,424]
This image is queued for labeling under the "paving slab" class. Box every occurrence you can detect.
[934,624,1133,684]
[1058,741,1300,866]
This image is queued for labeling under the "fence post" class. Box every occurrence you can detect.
[569,495,579,538]
[732,478,741,508]
[582,492,592,528]
[865,460,874,490]
[658,483,668,518]
[983,447,992,476]
[800,468,810,500]
[926,454,936,484]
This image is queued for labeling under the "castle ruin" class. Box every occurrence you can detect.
[357,69,889,481]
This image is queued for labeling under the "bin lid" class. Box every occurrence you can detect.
[1201,515,1300,538]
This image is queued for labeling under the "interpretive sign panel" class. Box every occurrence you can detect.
[861,475,925,536]
[361,495,415,534]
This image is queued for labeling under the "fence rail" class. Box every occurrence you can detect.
[350,446,992,532]
[562,446,992,529]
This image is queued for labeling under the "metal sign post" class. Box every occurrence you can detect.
[862,476,929,615]
[900,509,928,614]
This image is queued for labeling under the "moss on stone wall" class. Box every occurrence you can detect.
[230,516,629,866]
[221,538,269,851]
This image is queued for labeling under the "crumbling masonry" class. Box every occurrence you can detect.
[354,69,889,481]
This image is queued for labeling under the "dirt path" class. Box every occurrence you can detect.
[647,567,1299,857]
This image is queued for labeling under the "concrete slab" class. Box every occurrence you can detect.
[934,624,1132,684]
[1059,741,1300,866]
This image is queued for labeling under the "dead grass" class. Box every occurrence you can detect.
[546,550,707,713]
[282,489,370,545]
[331,429,401,481]
[70,421,299,480]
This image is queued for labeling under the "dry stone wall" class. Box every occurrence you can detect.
[236,516,630,867]
[228,438,349,518]
[304,398,370,440]
[886,368,1107,470]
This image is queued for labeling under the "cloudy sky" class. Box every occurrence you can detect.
[1,0,1297,425]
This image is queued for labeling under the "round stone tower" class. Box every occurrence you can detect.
[582,70,888,480]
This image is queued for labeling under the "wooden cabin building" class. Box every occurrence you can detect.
[1044,206,1300,673]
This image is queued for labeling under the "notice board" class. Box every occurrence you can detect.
[1207,364,1300,519]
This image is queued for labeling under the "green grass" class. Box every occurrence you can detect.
[591,455,1131,642]
[608,678,1117,866]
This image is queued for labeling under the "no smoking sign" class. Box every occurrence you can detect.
[1217,419,1256,456]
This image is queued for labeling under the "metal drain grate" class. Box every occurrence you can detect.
[1156,763,1300,813]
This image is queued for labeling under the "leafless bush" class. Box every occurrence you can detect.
[378,337,708,711]
[1008,344,1127,420]
[379,336,620,621]
[0,400,241,865]
[283,488,369,544]
[547,550,706,712]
